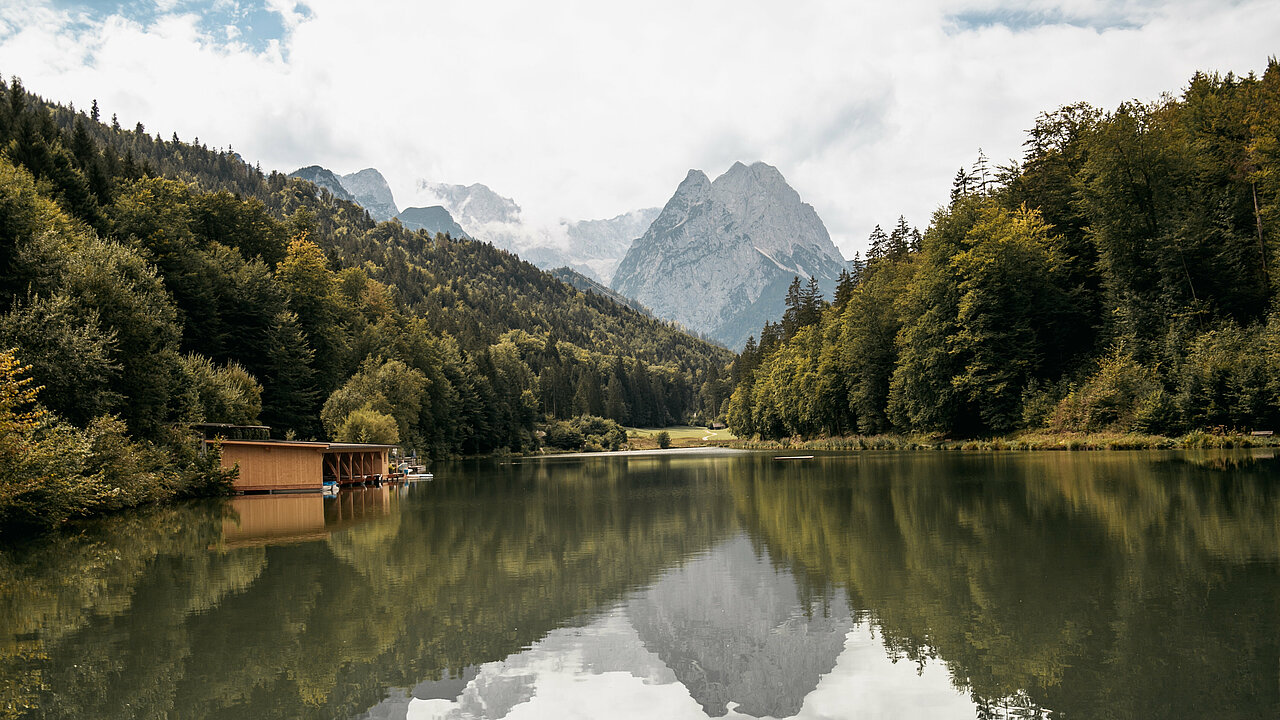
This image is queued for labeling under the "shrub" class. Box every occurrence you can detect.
[545,421,585,450]
[656,430,671,449]
[1048,350,1163,433]
[336,406,399,444]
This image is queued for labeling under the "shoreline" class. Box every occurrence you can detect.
[526,446,748,460]
[726,430,1280,452]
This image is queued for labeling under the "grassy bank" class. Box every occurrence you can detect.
[729,430,1280,452]
[623,425,739,450]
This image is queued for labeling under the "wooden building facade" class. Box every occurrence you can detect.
[219,440,396,494]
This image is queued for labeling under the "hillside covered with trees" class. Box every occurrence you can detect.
[729,61,1280,441]
[0,77,732,534]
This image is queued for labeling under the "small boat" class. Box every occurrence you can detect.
[404,472,434,481]
[322,480,340,496]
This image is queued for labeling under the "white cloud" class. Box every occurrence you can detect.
[0,0,1276,257]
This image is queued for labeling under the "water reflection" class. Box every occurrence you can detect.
[397,535,972,720]
[0,450,1277,719]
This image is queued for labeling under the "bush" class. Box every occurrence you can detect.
[545,421,585,450]
[1175,321,1280,431]
[1048,351,1163,433]
[176,353,262,425]
[336,406,400,444]
[656,430,671,449]
[543,415,628,452]
[0,350,236,536]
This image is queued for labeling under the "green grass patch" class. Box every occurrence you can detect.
[624,425,739,448]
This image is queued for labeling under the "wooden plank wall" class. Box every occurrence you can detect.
[222,444,325,492]
[222,494,328,547]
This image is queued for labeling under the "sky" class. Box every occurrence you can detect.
[0,0,1276,258]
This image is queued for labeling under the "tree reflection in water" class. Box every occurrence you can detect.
[0,450,1276,719]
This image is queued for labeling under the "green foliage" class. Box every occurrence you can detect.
[174,354,262,425]
[948,205,1070,432]
[0,350,233,536]
[731,60,1280,441]
[655,430,671,449]
[543,415,627,452]
[0,293,120,425]
[545,420,585,450]
[335,406,399,444]
[1048,351,1166,433]
[321,356,426,446]
[1174,317,1280,430]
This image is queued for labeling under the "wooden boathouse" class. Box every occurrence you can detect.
[217,439,397,494]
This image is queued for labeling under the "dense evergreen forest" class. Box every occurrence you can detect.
[729,61,1280,441]
[0,77,732,534]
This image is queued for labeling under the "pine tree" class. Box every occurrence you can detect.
[834,268,855,310]
[849,253,866,286]
[782,276,803,339]
[972,148,991,195]
[889,216,912,258]
[951,168,974,202]
[867,225,889,260]
[90,99,99,122]
[799,276,824,328]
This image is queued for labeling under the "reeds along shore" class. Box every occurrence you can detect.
[728,431,1280,452]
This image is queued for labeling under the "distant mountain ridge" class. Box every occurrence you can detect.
[340,168,398,221]
[547,266,652,316]
[396,205,469,238]
[416,179,659,284]
[288,165,353,202]
[289,166,658,285]
[612,161,847,350]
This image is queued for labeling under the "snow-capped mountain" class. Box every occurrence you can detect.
[415,179,658,284]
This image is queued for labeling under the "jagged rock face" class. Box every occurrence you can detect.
[417,178,657,283]
[395,205,469,238]
[627,535,852,718]
[612,162,847,350]
[340,168,398,221]
[416,180,530,258]
[419,181,522,227]
[562,208,660,283]
[288,165,353,202]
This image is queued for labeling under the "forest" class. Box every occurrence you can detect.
[729,60,1280,442]
[0,77,733,534]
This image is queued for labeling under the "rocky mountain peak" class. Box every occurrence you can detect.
[611,162,846,349]
[419,181,522,227]
[340,168,398,221]
[288,165,353,202]
[677,168,711,194]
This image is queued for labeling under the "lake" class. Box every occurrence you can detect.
[2,448,1277,719]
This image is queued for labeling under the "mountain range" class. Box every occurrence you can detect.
[287,167,656,284]
[290,161,847,349]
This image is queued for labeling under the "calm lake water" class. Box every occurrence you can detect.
[2,449,1278,719]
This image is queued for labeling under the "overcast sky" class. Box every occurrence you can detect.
[1,0,1276,257]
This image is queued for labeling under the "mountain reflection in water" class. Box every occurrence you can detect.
[1,450,1277,719]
